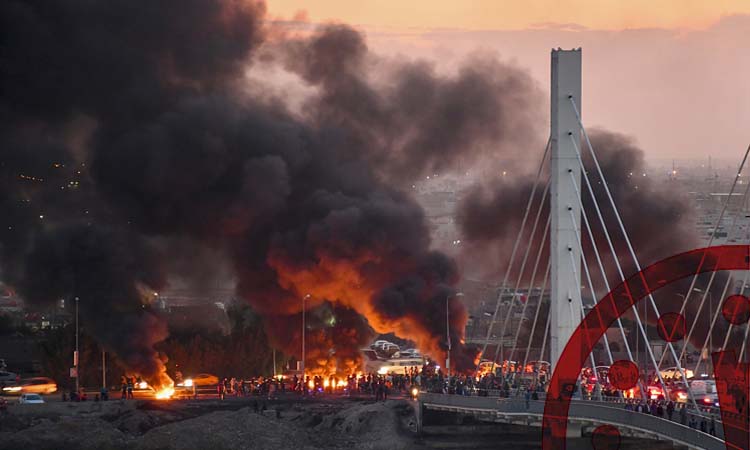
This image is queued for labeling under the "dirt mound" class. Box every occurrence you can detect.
[0,398,420,450]
[314,400,416,450]
[134,407,315,450]
[0,416,131,450]
[112,408,187,434]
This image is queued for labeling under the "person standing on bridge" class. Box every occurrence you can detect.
[666,401,675,420]
[525,388,531,409]
[678,404,687,425]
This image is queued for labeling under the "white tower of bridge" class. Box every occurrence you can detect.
[549,48,583,370]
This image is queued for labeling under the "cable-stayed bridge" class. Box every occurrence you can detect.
[422,48,750,450]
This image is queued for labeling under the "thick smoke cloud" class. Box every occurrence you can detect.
[458,130,696,282]
[282,25,545,184]
[1,0,267,384]
[0,0,545,376]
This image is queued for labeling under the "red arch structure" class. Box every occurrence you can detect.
[542,245,750,450]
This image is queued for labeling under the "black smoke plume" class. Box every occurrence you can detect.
[0,0,544,376]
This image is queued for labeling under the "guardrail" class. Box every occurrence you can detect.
[419,393,726,450]
[443,388,722,417]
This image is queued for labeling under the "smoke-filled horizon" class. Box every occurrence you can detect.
[0,0,552,378]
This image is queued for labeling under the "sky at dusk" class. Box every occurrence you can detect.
[268,1,750,163]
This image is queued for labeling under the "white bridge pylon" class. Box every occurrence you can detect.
[549,48,583,371]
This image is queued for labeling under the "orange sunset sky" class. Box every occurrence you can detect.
[267,1,750,163]
[268,0,750,30]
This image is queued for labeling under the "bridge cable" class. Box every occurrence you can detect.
[673,173,750,367]
[567,244,605,400]
[493,179,551,368]
[568,170,644,398]
[692,272,734,377]
[693,270,745,374]
[664,144,750,368]
[537,304,552,384]
[507,214,551,366]
[719,270,750,353]
[567,132,674,404]
[567,198,641,399]
[522,261,551,382]
[474,137,551,373]
[738,273,750,362]
[739,323,750,363]
[569,97,698,409]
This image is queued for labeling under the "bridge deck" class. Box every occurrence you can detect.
[419,393,726,450]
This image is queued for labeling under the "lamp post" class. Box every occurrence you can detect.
[102,351,106,389]
[302,294,310,378]
[74,296,79,394]
[446,293,463,376]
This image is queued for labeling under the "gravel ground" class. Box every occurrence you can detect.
[0,396,419,450]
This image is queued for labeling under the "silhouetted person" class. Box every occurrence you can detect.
[679,405,687,425]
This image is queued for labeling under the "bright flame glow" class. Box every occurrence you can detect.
[155,387,174,400]
[323,379,330,388]
[183,379,193,387]
[337,380,347,388]
[377,367,388,375]
[138,381,148,389]
[411,387,418,397]
[308,379,314,389]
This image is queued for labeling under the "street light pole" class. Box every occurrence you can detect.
[708,292,713,353]
[446,295,451,376]
[102,351,106,389]
[302,294,310,378]
[75,296,79,394]
[446,293,463,376]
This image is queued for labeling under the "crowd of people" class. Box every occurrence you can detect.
[624,399,717,435]
[50,362,724,440]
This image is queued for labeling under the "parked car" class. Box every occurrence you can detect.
[18,393,44,404]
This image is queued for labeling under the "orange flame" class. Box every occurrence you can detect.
[155,387,175,399]
[152,368,175,400]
